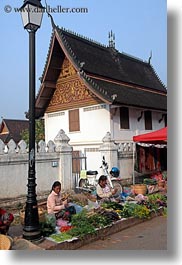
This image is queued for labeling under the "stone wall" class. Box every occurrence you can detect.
[0,130,134,200]
[118,142,134,180]
[0,130,73,199]
[99,132,134,181]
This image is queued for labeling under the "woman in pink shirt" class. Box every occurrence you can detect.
[47,181,68,215]
[47,181,76,221]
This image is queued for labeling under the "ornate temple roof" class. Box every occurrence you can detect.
[35,26,167,118]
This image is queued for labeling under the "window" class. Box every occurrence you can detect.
[144,111,152,130]
[120,107,129,129]
[69,109,80,132]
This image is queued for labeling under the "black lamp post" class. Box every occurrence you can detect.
[20,0,44,241]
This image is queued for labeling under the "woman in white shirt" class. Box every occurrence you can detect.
[96,175,118,201]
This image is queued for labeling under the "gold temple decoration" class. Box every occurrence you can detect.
[46,58,102,112]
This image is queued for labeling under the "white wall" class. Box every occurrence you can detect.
[44,104,166,175]
[0,153,59,199]
[0,135,73,199]
[45,111,68,142]
[44,105,111,173]
[45,104,111,145]
[111,107,166,141]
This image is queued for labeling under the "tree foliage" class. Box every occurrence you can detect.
[20,119,45,145]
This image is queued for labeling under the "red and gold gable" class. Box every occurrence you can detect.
[46,58,102,113]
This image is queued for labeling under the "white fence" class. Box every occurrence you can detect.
[0,130,73,199]
[0,131,134,199]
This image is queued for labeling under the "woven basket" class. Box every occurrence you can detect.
[0,234,12,250]
[20,205,47,225]
[131,184,147,195]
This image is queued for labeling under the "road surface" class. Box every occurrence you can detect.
[77,215,167,250]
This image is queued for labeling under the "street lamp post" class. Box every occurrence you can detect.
[20,0,44,241]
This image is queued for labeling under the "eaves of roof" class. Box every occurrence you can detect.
[90,77,167,111]
[35,26,167,118]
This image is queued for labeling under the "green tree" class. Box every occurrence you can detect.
[20,119,45,145]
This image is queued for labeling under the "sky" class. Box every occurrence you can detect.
[0,0,167,120]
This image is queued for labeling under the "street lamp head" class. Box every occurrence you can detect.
[20,0,45,31]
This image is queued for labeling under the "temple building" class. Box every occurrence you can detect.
[35,24,167,170]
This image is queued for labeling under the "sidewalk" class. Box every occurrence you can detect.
[9,224,65,250]
[9,224,23,238]
[8,225,44,250]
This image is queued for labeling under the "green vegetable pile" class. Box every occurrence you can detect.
[40,221,55,237]
[100,201,123,211]
[66,209,115,239]
[45,193,167,243]
[143,178,157,185]
[50,233,73,242]
[40,213,56,237]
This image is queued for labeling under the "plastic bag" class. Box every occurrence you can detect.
[69,203,83,213]
[87,199,99,209]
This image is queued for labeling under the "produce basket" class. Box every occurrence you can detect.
[131,184,147,195]
[20,204,47,225]
[0,234,12,250]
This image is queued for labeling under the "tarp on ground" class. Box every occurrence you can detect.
[133,127,167,143]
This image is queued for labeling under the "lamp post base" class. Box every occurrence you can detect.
[23,229,42,242]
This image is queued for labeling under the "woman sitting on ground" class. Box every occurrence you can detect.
[96,175,118,202]
[0,208,14,235]
[47,181,76,221]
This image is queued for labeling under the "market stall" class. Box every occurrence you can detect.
[132,127,167,185]
[133,127,167,143]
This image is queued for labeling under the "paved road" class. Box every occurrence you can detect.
[77,216,167,250]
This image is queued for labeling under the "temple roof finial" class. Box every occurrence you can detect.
[108,30,115,49]
[148,50,152,64]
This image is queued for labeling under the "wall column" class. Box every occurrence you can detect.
[54,129,73,191]
[99,132,119,172]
